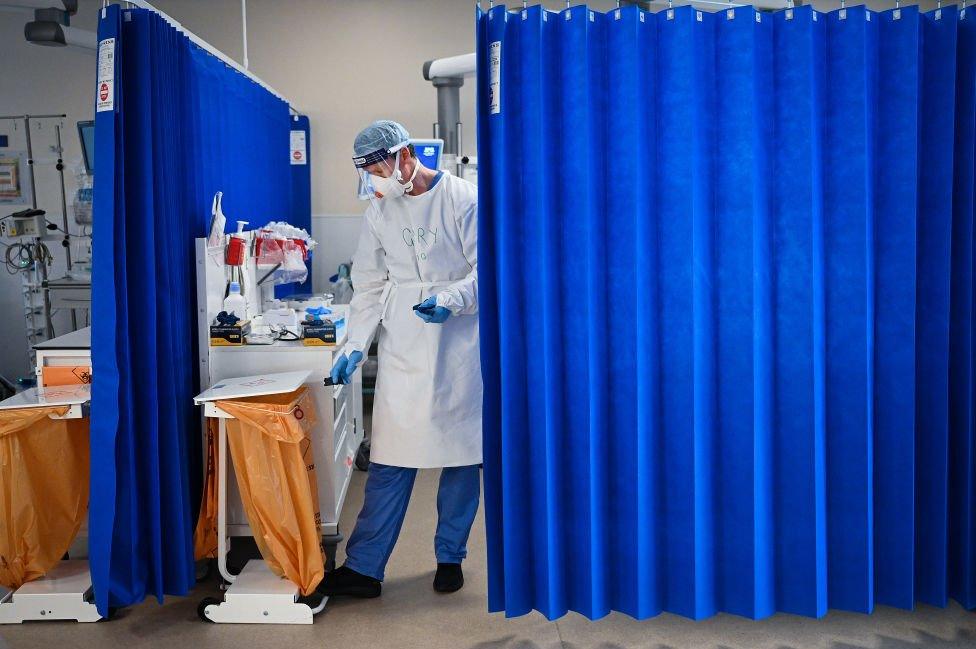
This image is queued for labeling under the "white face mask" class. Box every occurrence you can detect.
[370,150,420,199]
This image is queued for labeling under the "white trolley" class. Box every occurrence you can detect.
[194,237,366,624]
[0,385,100,624]
[194,371,330,624]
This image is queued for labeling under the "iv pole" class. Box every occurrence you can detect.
[0,113,71,357]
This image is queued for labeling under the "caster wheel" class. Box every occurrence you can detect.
[197,597,221,622]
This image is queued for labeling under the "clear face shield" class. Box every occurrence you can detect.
[354,143,420,206]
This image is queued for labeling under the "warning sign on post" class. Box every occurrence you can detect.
[96,38,115,112]
[489,41,501,115]
[290,130,307,165]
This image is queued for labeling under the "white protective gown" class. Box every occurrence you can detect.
[346,172,482,468]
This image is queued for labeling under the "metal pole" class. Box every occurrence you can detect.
[240,0,249,70]
[54,124,77,330]
[432,77,463,157]
[456,121,464,177]
[0,113,67,120]
[22,117,54,340]
[23,117,38,211]
[217,417,237,584]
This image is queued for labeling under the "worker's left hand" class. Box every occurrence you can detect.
[414,296,451,324]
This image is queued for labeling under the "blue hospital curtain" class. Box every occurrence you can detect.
[275,114,312,298]
[478,4,976,621]
[91,5,292,615]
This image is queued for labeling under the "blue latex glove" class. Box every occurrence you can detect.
[330,350,364,385]
[414,296,451,324]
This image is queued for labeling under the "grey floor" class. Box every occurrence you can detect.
[2,468,975,649]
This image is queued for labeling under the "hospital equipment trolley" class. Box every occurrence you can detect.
[194,236,366,623]
[195,370,338,624]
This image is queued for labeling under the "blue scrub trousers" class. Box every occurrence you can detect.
[343,463,481,581]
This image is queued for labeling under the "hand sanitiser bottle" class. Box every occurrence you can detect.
[223,281,247,322]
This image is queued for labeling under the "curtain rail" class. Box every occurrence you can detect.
[104,0,300,115]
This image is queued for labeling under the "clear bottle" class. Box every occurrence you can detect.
[222,281,248,322]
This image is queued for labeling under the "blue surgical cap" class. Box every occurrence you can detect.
[353,120,410,168]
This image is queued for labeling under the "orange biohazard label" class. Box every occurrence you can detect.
[42,366,92,387]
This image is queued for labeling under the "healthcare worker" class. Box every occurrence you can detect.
[320,121,481,598]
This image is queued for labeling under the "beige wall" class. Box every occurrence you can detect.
[150,0,484,216]
[0,0,944,380]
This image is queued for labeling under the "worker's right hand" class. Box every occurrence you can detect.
[331,350,364,385]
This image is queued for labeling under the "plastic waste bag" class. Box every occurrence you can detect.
[215,387,324,595]
[0,406,89,589]
[193,418,219,561]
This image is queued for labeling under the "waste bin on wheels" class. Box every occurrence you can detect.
[0,385,99,624]
[194,370,329,624]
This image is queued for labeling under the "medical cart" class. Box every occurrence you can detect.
[195,237,365,623]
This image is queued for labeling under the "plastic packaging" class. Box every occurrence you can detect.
[222,281,247,321]
[215,387,325,595]
[0,406,90,589]
[72,167,93,226]
[207,192,227,249]
[253,222,316,286]
[256,237,309,286]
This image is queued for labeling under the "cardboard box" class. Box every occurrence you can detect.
[301,321,337,346]
[210,320,251,346]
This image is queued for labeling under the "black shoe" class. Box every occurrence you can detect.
[317,565,381,598]
[433,563,464,593]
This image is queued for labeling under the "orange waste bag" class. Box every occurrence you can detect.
[215,387,324,595]
[193,418,219,561]
[0,406,89,589]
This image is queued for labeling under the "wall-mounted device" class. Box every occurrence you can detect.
[0,208,46,239]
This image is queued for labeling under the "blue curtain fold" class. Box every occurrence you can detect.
[276,114,313,298]
[479,4,976,621]
[91,5,292,615]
